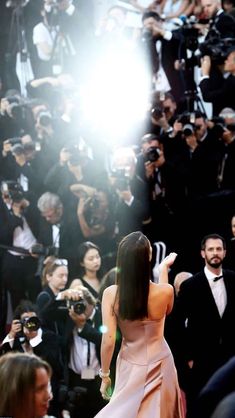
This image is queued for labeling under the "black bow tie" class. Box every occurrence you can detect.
[214,275,223,282]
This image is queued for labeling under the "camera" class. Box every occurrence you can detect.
[58,384,87,413]
[112,168,130,191]
[67,298,87,315]
[199,37,235,65]
[59,297,87,315]
[37,111,52,127]
[182,123,195,137]
[151,106,163,120]
[8,137,22,146]
[141,28,154,42]
[30,243,58,257]
[145,146,161,162]
[85,195,100,210]
[1,181,24,203]
[20,316,41,331]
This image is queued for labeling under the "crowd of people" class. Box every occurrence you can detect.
[1,0,235,417]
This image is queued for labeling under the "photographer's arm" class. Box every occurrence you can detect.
[70,183,96,199]
[77,198,106,238]
[0,320,21,352]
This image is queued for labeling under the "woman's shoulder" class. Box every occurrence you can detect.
[103,284,117,296]
[150,282,174,296]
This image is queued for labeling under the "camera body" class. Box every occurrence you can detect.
[144,146,161,162]
[182,123,196,137]
[58,297,87,315]
[20,316,41,332]
[30,243,58,257]
[1,181,24,203]
[58,384,87,413]
[112,168,130,191]
[200,37,235,65]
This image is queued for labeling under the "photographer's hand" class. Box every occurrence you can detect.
[201,55,211,76]
[2,140,12,157]
[61,289,83,301]
[116,189,133,205]
[8,319,22,339]
[12,199,29,217]
[69,306,86,329]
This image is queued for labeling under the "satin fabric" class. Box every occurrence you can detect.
[95,317,184,418]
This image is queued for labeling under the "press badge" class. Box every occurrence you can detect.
[81,367,95,380]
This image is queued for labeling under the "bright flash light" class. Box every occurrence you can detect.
[100,325,108,334]
[80,40,151,145]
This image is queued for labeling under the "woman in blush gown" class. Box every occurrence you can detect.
[95,231,184,418]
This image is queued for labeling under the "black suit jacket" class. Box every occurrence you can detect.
[195,356,235,418]
[172,269,235,390]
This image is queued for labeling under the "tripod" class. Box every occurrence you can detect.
[50,25,76,75]
[6,2,33,95]
[178,26,208,116]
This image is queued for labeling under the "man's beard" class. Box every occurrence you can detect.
[208,259,222,268]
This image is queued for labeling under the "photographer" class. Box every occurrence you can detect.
[141,11,186,104]
[1,140,42,200]
[199,46,235,115]
[0,180,41,311]
[109,146,151,242]
[0,299,64,417]
[135,133,178,245]
[37,191,82,277]
[64,284,106,418]
[71,183,115,256]
[38,282,106,417]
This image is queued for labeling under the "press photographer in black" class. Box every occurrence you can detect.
[71,183,116,257]
[38,282,106,418]
[109,146,151,242]
[0,299,63,417]
[0,180,41,311]
[199,45,235,115]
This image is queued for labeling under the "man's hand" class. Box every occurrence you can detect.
[8,319,22,339]
[12,199,29,217]
[69,306,86,329]
[61,289,83,301]
[201,55,211,76]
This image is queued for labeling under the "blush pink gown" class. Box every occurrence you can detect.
[95,316,184,418]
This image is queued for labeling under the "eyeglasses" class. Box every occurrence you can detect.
[53,259,68,266]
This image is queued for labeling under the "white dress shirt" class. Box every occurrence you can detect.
[204,266,227,317]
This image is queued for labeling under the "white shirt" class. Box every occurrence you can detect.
[69,309,100,376]
[205,266,227,317]
[10,216,37,256]
[33,22,56,61]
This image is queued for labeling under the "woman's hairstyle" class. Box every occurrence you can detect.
[116,231,151,320]
[0,352,51,418]
[41,256,68,287]
[98,267,117,302]
[78,241,102,276]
